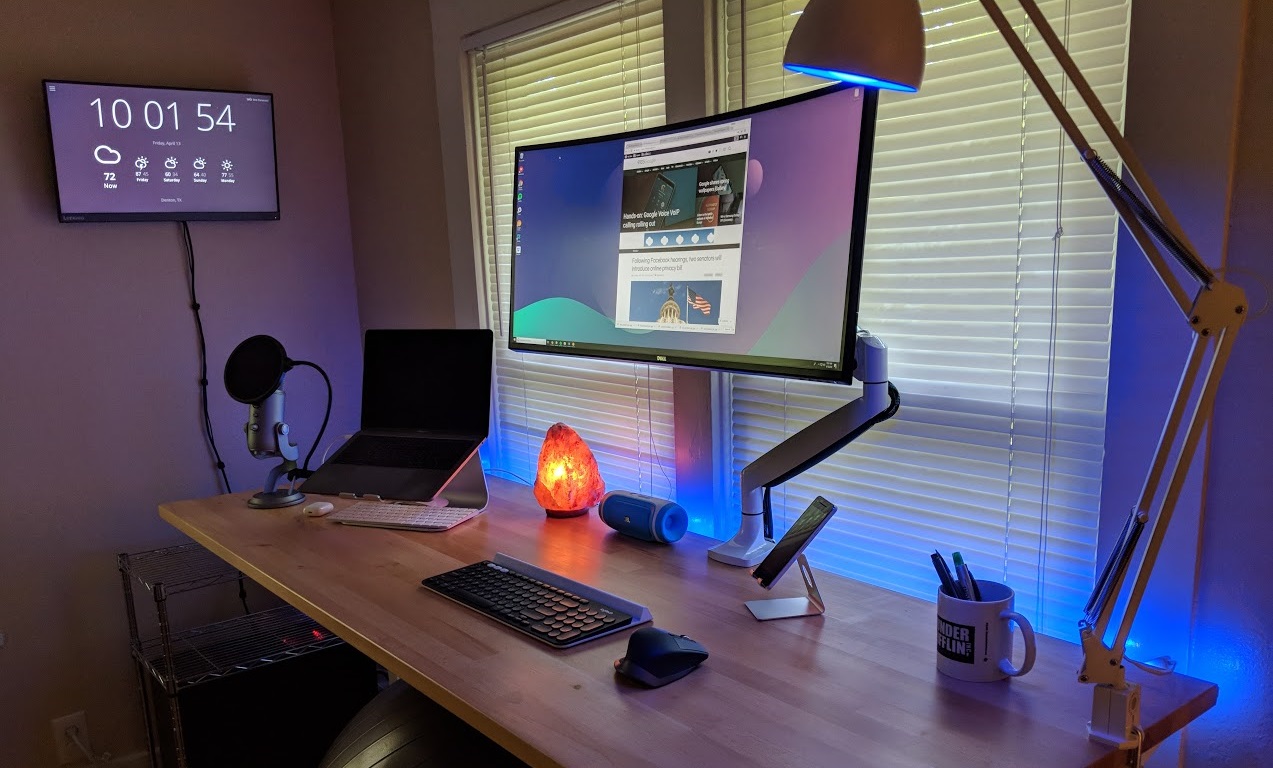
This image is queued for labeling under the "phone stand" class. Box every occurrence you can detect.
[745,554,826,620]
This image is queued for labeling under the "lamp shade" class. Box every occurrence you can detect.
[534,423,606,518]
[783,0,926,92]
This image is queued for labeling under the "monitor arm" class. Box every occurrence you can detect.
[708,330,899,567]
[978,0,1248,749]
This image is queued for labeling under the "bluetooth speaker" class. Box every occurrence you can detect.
[598,491,688,544]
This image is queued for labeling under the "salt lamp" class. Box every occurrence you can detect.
[534,423,605,517]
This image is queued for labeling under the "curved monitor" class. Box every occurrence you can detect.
[508,84,877,382]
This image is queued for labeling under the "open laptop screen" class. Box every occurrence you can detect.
[360,329,493,436]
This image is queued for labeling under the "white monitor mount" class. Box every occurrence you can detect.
[708,330,898,567]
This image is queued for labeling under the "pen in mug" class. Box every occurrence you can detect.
[964,562,982,601]
[952,552,980,601]
[931,550,964,599]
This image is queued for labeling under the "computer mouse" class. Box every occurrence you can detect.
[614,626,708,688]
[303,501,335,517]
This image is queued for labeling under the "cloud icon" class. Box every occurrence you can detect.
[94,145,122,165]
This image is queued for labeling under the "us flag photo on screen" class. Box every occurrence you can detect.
[688,287,712,315]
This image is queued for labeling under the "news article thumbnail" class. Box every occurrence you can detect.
[628,280,723,326]
[621,167,696,231]
[694,157,746,227]
[620,154,748,233]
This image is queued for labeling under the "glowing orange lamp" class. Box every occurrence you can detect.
[534,422,605,518]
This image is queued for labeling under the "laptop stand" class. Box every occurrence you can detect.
[435,453,488,509]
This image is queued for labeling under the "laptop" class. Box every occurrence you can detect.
[300,328,493,504]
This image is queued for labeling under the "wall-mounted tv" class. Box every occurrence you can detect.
[43,79,280,222]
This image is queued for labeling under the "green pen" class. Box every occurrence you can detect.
[952,552,980,601]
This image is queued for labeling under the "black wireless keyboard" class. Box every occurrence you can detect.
[422,559,637,648]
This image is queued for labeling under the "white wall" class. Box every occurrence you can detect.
[0,1,363,764]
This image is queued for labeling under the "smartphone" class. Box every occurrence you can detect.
[645,173,676,213]
[751,496,837,589]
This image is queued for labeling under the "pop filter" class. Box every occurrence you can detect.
[224,335,292,405]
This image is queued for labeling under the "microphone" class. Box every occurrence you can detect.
[224,335,304,509]
[246,391,289,458]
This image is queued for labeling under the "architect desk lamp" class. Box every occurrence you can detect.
[782,0,1246,753]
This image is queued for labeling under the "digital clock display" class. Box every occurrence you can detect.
[44,80,279,222]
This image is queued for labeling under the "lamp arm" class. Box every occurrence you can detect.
[972,0,1249,748]
[1078,319,1240,749]
[978,0,1216,319]
[707,331,899,567]
[967,0,1252,750]
[1082,322,1241,675]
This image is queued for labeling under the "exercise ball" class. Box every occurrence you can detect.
[320,680,526,768]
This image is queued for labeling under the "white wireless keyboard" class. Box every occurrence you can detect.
[329,501,482,532]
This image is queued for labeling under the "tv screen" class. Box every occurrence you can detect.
[508,84,876,382]
[43,79,280,222]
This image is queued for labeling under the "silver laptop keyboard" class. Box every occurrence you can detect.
[329,501,482,532]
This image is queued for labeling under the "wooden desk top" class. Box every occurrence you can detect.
[160,479,1216,768]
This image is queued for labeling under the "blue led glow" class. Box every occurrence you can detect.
[785,64,918,93]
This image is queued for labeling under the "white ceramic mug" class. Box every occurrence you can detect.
[936,580,1036,682]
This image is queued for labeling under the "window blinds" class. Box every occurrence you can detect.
[723,0,1130,637]
[471,0,676,498]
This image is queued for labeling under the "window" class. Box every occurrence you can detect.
[470,1,676,498]
[722,0,1131,637]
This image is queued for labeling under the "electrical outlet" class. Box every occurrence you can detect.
[51,711,88,765]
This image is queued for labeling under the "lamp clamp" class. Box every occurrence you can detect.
[1077,622,1127,688]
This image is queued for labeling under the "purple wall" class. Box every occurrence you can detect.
[1189,2,1273,762]
[331,0,458,331]
[1105,1,1273,763]
[0,1,363,764]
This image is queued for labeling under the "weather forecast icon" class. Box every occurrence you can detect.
[135,156,149,170]
[164,157,178,169]
[221,159,233,172]
[93,145,122,165]
[192,157,207,170]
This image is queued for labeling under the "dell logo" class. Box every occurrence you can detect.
[656,355,667,362]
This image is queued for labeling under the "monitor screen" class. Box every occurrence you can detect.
[43,79,280,222]
[508,84,876,382]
